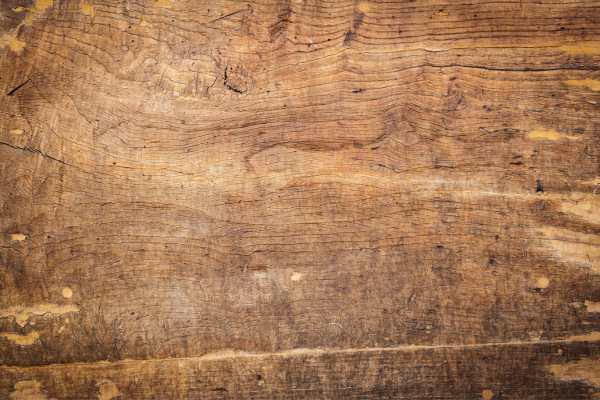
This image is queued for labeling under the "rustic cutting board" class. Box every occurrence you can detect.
[1,0,599,398]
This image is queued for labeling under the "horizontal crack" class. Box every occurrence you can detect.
[0,141,70,167]
[2,335,599,371]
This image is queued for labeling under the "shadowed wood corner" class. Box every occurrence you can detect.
[1,0,600,398]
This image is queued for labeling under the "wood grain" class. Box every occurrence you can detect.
[1,0,599,398]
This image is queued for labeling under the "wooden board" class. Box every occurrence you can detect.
[1,0,599,398]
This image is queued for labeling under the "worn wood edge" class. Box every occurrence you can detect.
[2,336,600,399]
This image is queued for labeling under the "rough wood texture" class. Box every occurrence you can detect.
[1,0,599,398]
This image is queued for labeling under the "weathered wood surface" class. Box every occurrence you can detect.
[1,0,600,398]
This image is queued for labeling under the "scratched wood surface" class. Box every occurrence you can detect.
[1,0,600,398]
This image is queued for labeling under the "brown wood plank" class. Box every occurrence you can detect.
[1,0,600,398]
[1,339,600,399]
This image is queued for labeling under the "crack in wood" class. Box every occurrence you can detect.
[6,79,31,96]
